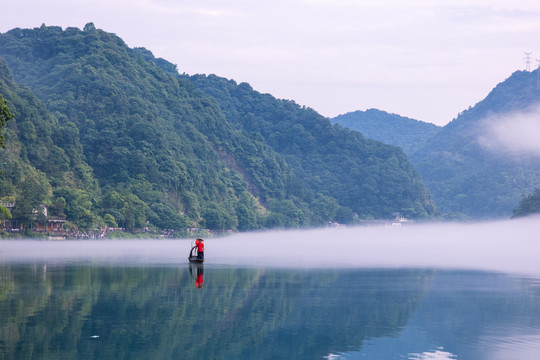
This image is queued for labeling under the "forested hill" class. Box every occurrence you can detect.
[183,74,435,219]
[409,70,540,219]
[0,58,100,228]
[0,24,435,233]
[331,109,441,154]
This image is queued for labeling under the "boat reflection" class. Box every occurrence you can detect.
[2,265,540,360]
[189,263,205,288]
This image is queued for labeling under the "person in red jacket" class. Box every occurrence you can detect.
[196,238,204,260]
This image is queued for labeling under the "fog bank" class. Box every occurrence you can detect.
[478,105,540,158]
[1,217,539,277]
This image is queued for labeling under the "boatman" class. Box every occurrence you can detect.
[196,238,204,260]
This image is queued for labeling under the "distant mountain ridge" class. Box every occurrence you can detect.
[332,72,540,219]
[410,70,540,218]
[331,109,441,154]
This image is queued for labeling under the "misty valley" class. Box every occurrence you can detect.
[0,22,540,360]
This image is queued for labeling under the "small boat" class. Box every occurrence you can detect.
[188,245,204,264]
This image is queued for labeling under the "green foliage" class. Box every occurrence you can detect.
[0,92,14,219]
[53,188,97,230]
[0,24,437,234]
[201,201,238,230]
[331,109,441,154]
[331,73,540,220]
[0,205,11,219]
[409,70,540,219]
[0,25,301,231]
[512,188,540,218]
[11,169,50,231]
[188,74,437,220]
[0,92,13,148]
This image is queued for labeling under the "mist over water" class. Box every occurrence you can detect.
[1,216,539,277]
[2,218,540,360]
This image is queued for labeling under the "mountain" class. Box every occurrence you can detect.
[0,57,101,229]
[331,109,441,154]
[411,70,540,219]
[0,24,298,232]
[336,72,540,219]
[0,24,436,233]
[182,74,436,219]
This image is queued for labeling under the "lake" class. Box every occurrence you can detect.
[1,217,540,359]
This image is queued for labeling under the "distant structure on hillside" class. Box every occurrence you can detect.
[537,59,540,87]
[524,51,532,71]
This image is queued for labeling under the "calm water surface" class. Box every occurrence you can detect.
[1,219,540,359]
[1,264,540,359]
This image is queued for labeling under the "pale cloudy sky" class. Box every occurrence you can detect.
[2,0,540,125]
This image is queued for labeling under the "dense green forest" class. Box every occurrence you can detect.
[0,24,435,235]
[331,109,441,154]
[409,70,540,219]
[182,74,435,220]
[332,74,540,219]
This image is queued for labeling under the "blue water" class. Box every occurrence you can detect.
[1,219,540,359]
[1,264,540,359]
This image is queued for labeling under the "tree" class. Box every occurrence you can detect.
[0,205,11,220]
[236,204,257,231]
[0,93,13,219]
[512,189,540,218]
[12,171,50,231]
[122,194,148,230]
[335,206,354,224]
[202,202,237,230]
[0,93,13,149]
[53,188,97,230]
[103,213,118,228]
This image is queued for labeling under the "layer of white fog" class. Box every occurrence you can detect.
[1,216,539,278]
[478,104,540,158]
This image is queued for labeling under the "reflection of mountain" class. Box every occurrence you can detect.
[4,266,540,359]
[0,265,432,359]
[334,271,540,359]
[406,271,540,359]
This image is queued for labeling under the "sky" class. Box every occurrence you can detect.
[2,0,540,126]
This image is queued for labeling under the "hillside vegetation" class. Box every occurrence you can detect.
[0,24,435,234]
[331,72,540,219]
[185,74,435,220]
[332,109,441,154]
[409,70,540,218]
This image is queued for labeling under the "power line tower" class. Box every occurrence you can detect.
[536,59,540,87]
[524,51,532,71]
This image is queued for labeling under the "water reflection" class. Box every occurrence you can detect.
[1,264,540,359]
[189,263,205,288]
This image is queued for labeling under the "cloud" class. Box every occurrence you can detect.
[478,104,540,157]
[3,0,540,125]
